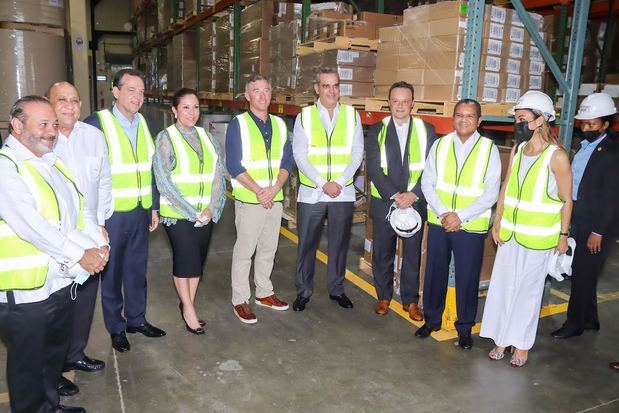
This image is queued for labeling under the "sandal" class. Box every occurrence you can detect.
[488,346,512,361]
[510,350,528,367]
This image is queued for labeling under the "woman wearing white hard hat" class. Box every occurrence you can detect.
[480,90,573,367]
[551,92,619,341]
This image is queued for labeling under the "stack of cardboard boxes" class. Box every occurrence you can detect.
[214,13,233,93]
[167,30,197,91]
[269,19,301,94]
[297,49,377,98]
[239,1,276,88]
[199,21,216,93]
[376,1,547,104]
[305,7,402,42]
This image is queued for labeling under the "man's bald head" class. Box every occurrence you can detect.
[46,81,81,132]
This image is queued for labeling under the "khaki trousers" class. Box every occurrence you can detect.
[231,201,283,305]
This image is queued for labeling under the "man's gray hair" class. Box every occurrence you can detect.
[245,74,271,93]
[314,67,339,84]
[8,95,51,133]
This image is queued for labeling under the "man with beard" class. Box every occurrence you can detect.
[0,96,107,413]
[84,69,165,353]
[47,81,112,396]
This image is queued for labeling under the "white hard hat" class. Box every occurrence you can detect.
[509,90,556,121]
[387,203,422,238]
[546,237,576,281]
[574,93,617,120]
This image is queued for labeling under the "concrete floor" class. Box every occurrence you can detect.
[1,200,619,413]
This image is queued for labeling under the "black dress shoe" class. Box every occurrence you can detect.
[65,356,105,372]
[551,326,583,339]
[457,333,473,350]
[179,302,205,327]
[56,404,86,412]
[111,332,130,352]
[329,293,353,309]
[293,295,310,312]
[126,322,166,338]
[415,324,441,338]
[57,376,79,397]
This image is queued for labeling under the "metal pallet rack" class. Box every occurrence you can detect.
[131,0,613,139]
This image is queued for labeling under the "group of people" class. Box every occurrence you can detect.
[0,65,617,412]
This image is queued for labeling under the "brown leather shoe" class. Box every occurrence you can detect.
[407,303,423,321]
[233,303,257,324]
[610,362,619,371]
[374,300,390,315]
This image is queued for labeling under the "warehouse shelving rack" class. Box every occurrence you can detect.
[132,0,613,140]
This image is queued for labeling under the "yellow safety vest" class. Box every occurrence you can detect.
[298,104,355,188]
[0,147,85,290]
[427,133,493,233]
[499,142,563,249]
[370,116,428,199]
[97,109,154,212]
[231,112,287,204]
[160,125,218,219]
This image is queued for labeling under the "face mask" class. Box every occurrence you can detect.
[514,120,535,142]
[579,129,603,142]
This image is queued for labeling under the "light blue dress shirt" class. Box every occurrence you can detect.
[112,105,140,151]
[571,134,606,201]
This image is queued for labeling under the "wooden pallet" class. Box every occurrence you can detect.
[272,94,315,106]
[297,36,378,56]
[412,100,513,117]
[340,97,390,112]
[0,21,64,36]
[199,91,234,100]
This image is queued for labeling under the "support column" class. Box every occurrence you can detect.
[68,0,92,115]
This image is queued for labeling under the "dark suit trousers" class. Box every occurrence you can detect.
[565,223,612,331]
[0,285,73,413]
[295,201,354,298]
[102,208,149,334]
[66,274,99,363]
[423,225,485,335]
[372,217,423,304]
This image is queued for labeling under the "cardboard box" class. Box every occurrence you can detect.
[501,87,522,103]
[375,69,398,86]
[396,68,424,85]
[339,82,374,97]
[337,66,374,83]
[321,49,377,67]
[356,11,403,26]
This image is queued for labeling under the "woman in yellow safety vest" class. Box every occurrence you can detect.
[480,91,573,367]
[153,88,226,335]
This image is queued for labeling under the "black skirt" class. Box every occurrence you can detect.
[163,219,214,277]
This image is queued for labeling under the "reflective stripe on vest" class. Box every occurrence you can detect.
[370,116,427,199]
[231,112,287,203]
[426,133,493,233]
[499,143,563,249]
[0,148,84,290]
[160,125,218,219]
[98,109,154,211]
[298,104,355,188]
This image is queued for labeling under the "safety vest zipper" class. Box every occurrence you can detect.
[326,130,332,181]
[132,126,142,206]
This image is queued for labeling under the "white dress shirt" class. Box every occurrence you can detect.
[54,121,113,233]
[0,136,89,304]
[394,118,411,163]
[292,100,364,204]
[421,131,501,224]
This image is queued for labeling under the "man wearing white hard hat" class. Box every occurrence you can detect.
[480,91,573,367]
[552,92,619,340]
[366,81,437,318]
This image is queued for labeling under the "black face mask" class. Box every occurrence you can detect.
[514,120,535,143]
[579,129,603,142]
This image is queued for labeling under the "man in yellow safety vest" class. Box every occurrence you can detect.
[225,74,293,324]
[417,99,501,349]
[0,96,107,413]
[84,69,165,353]
[291,67,364,311]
